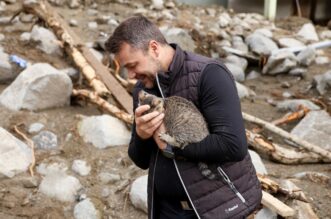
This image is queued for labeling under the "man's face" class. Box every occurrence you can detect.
[116,42,161,89]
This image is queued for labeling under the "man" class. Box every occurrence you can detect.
[105,15,262,219]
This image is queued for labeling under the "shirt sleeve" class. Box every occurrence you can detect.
[127,83,154,169]
[176,63,248,163]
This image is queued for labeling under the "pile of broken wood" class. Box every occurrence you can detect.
[20,1,331,218]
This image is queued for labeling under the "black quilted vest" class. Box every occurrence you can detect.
[143,44,262,219]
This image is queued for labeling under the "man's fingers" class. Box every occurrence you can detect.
[137,111,160,124]
[135,105,150,117]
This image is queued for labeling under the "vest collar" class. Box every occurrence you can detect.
[155,44,184,97]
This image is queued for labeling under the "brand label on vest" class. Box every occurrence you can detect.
[225,204,239,214]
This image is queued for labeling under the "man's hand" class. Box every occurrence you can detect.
[153,123,167,150]
[135,104,164,140]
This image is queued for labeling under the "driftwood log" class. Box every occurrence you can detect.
[246,130,331,164]
[22,0,133,114]
[261,191,296,217]
[258,174,308,202]
[72,89,133,125]
[243,112,331,160]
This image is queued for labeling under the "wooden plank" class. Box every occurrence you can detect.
[262,191,296,217]
[23,1,133,114]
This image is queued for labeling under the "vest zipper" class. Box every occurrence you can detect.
[217,166,246,204]
[151,150,159,219]
[173,160,201,219]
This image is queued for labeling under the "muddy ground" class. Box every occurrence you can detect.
[0,1,331,219]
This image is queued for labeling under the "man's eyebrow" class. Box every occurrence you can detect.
[123,62,136,68]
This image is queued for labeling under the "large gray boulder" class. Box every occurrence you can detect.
[130,175,148,213]
[30,25,62,55]
[160,26,196,52]
[245,33,278,56]
[0,63,72,111]
[291,110,331,151]
[78,115,131,149]
[0,127,33,178]
[276,99,320,112]
[313,70,331,95]
[262,50,297,75]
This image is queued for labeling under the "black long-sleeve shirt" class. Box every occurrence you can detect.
[128,63,247,200]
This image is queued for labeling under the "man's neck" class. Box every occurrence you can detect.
[162,44,175,72]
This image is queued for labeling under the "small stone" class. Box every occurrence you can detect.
[297,23,319,42]
[282,91,292,98]
[246,70,261,80]
[278,38,305,48]
[98,172,121,184]
[20,32,31,42]
[88,22,98,30]
[69,19,78,27]
[296,46,316,66]
[0,34,5,41]
[101,187,111,198]
[74,198,100,219]
[289,67,307,77]
[28,123,44,134]
[20,176,39,188]
[72,160,91,176]
[32,130,58,150]
[87,9,98,16]
[281,81,291,88]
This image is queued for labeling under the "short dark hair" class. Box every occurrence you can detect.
[105,15,168,54]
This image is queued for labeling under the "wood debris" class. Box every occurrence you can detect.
[243,112,331,160]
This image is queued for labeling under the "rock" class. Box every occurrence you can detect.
[30,25,62,55]
[87,9,98,16]
[20,13,35,23]
[88,22,98,30]
[282,91,292,98]
[0,63,73,111]
[101,187,111,198]
[151,0,163,10]
[72,160,91,176]
[0,34,4,41]
[74,198,101,219]
[296,47,316,66]
[276,99,320,111]
[313,70,331,95]
[20,32,31,42]
[232,36,248,53]
[254,28,273,38]
[297,23,319,42]
[20,176,39,188]
[315,56,329,65]
[248,150,268,175]
[28,122,44,134]
[77,115,132,149]
[39,172,82,202]
[32,131,58,150]
[218,12,231,28]
[130,175,148,213]
[255,207,277,219]
[278,38,305,48]
[69,19,78,27]
[289,67,307,77]
[319,30,331,40]
[60,67,80,83]
[68,0,80,9]
[246,70,261,80]
[224,55,248,71]
[160,26,196,52]
[235,82,254,99]
[0,127,32,178]
[98,172,121,184]
[262,50,297,75]
[291,110,331,151]
[245,33,278,56]
[0,49,16,83]
[224,63,245,82]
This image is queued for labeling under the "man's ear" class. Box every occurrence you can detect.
[149,40,159,57]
